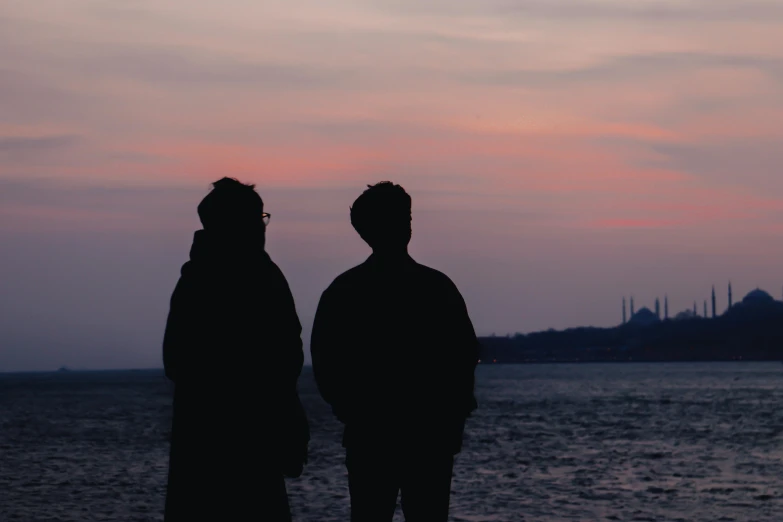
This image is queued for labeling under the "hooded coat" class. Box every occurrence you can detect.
[162,229,307,521]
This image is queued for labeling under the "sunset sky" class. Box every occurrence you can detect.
[2,0,782,370]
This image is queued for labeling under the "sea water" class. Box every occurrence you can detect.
[1,362,782,521]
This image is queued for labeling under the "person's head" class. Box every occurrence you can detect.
[350,181,412,253]
[197,177,267,236]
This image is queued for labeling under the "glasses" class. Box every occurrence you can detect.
[262,213,271,226]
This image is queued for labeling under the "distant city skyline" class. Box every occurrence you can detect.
[621,282,781,325]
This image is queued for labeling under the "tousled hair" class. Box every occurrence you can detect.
[350,181,411,246]
[197,177,264,230]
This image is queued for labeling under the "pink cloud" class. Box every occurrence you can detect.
[587,218,684,229]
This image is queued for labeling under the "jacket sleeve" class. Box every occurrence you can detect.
[271,266,304,385]
[310,285,346,415]
[447,280,481,416]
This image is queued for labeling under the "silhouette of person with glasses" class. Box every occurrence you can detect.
[163,177,308,522]
[311,181,480,521]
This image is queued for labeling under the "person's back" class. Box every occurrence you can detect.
[162,178,308,522]
[311,182,479,521]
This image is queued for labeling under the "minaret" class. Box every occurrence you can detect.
[622,297,627,324]
[693,301,697,316]
[712,286,717,318]
[630,296,635,317]
[655,298,661,319]
[728,282,733,310]
[664,295,669,320]
[704,300,708,318]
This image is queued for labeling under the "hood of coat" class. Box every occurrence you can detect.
[182,229,270,276]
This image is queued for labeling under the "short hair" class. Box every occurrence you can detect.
[350,181,411,245]
[197,177,264,230]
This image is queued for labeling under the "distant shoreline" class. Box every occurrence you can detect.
[475,358,783,365]
[0,368,166,376]
[2,359,782,375]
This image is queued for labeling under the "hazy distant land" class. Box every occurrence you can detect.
[480,290,783,364]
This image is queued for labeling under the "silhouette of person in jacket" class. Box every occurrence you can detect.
[163,177,308,522]
[311,181,480,522]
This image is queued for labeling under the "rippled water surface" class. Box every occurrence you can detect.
[2,363,782,521]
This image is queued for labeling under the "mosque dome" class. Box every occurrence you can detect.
[629,307,660,326]
[673,309,697,321]
[742,288,774,306]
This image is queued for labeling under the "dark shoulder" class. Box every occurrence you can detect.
[412,262,467,303]
[413,263,470,314]
[261,255,296,298]
[174,261,198,294]
[413,262,458,289]
[322,263,368,296]
[265,256,288,281]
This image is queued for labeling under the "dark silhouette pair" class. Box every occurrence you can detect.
[162,178,480,521]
